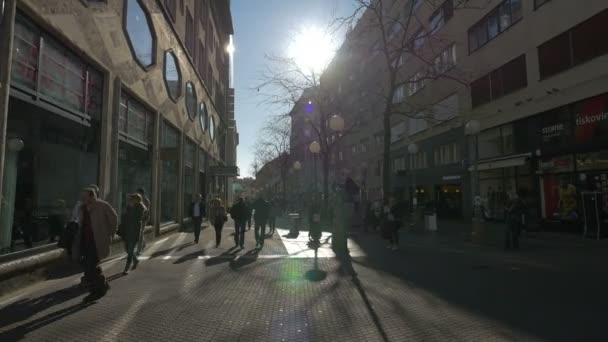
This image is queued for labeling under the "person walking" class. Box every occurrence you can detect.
[230,197,249,248]
[505,191,526,250]
[382,198,400,250]
[135,188,151,255]
[72,187,118,300]
[268,199,278,236]
[119,194,146,275]
[245,197,253,231]
[252,197,270,249]
[208,198,227,247]
[190,194,206,243]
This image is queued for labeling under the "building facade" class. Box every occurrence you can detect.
[0,0,237,256]
[315,0,608,232]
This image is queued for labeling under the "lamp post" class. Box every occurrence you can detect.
[465,119,483,241]
[309,141,321,247]
[407,142,419,210]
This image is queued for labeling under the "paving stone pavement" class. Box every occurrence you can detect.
[0,220,606,342]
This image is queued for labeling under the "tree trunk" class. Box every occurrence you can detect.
[322,151,330,208]
[382,108,392,203]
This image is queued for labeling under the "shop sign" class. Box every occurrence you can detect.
[540,155,573,172]
[574,94,608,144]
[541,123,565,142]
[442,175,461,181]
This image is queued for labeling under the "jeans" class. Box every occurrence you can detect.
[125,240,139,270]
[234,220,246,246]
[268,217,276,233]
[214,223,224,246]
[192,216,203,242]
[255,220,267,245]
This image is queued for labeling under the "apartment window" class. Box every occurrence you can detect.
[12,14,104,118]
[410,151,427,170]
[197,41,206,79]
[408,71,425,96]
[471,54,527,108]
[412,29,426,53]
[393,84,405,103]
[468,0,522,53]
[434,43,457,74]
[408,112,428,136]
[375,134,383,146]
[351,145,357,155]
[538,9,608,79]
[429,0,454,33]
[431,94,458,122]
[185,9,195,57]
[199,102,207,131]
[209,115,215,141]
[164,0,176,22]
[198,0,207,24]
[534,0,551,9]
[393,157,406,172]
[434,143,461,166]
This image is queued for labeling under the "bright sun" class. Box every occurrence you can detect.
[288,27,336,73]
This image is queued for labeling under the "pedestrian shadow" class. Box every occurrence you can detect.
[337,252,390,342]
[173,249,207,265]
[0,284,91,331]
[148,242,193,259]
[106,272,127,282]
[229,249,259,270]
[204,247,238,267]
[176,242,196,252]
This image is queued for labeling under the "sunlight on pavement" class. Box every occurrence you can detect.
[276,228,366,258]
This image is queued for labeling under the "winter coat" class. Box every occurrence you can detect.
[120,203,145,244]
[208,205,227,227]
[230,201,249,222]
[253,199,270,221]
[71,199,118,261]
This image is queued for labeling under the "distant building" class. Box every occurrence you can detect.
[310,0,608,228]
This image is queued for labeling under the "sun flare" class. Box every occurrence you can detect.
[288,27,336,73]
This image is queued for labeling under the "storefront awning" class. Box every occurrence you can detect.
[468,153,531,172]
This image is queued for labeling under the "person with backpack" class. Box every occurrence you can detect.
[208,198,227,248]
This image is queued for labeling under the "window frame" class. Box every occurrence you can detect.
[199,101,208,132]
[118,89,154,149]
[467,0,523,54]
[122,0,157,70]
[163,50,182,102]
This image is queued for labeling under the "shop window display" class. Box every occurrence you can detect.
[160,122,180,223]
[183,140,195,217]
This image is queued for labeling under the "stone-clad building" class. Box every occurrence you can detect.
[0,0,237,259]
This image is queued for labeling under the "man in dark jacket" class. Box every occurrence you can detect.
[190,194,206,243]
[252,197,270,248]
[245,197,253,231]
[230,197,249,248]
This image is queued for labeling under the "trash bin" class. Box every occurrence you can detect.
[288,213,301,236]
[424,202,437,232]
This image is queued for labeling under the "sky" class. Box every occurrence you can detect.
[231,0,357,178]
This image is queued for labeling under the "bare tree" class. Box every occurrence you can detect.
[252,116,293,202]
[333,0,483,202]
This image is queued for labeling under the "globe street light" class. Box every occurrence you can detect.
[329,114,345,132]
[465,119,483,240]
[293,161,302,170]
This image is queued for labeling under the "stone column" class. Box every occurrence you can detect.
[0,138,23,253]
[0,0,17,233]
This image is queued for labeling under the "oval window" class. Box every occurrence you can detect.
[209,115,215,141]
[186,82,197,121]
[164,51,181,101]
[199,102,207,131]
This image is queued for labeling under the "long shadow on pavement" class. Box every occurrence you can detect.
[0,284,92,334]
[204,247,238,267]
[350,232,608,342]
[229,249,259,270]
[173,249,207,264]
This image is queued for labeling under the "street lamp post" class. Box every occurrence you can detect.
[465,119,483,242]
[309,141,321,246]
[408,143,419,227]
